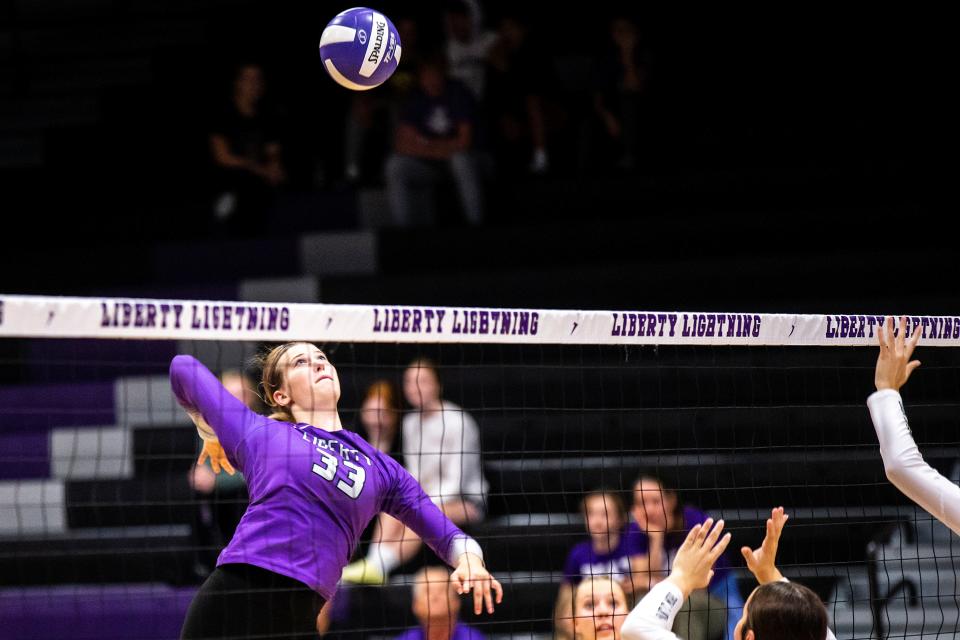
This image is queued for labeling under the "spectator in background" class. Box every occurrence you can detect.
[384,56,484,227]
[344,17,422,184]
[486,14,549,175]
[359,379,402,454]
[629,476,740,640]
[340,380,406,579]
[209,63,286,235]
[555,488,645,640]
[581,16,650,173]
[342,358,487,584]
[187,369,256,578]
[444,0,498,103]
[395,566,487,640]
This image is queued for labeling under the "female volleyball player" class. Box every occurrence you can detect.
[621,509,836,640]
[571,576,630,640]
[869,315,960,535]
[172,343,502,639]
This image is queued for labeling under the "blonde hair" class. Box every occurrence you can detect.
[257,342,303,423]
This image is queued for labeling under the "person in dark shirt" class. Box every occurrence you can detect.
[209,63,285,235]
[628,475,740,640]
[583,16,651,173]
[385,55,484,227]
[486,14,549,175]
[344,16,422,184]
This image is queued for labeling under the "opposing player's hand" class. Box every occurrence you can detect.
[197,439,235,475]
[452,552,503,615]
[667,518,731,597]
[740,507,788,585]
[876,316,921,392]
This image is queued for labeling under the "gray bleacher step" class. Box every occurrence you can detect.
[299,230,378,276]
[16,20,205,56]
[0,134,44,168]
[830,602,960,640]
[0,95,100,132]
[26,56,153,92]
[129,0,259,17]
[0,479,66,536]
[114,374,191,429]
[238,275,319,303]
[15,0,129,19]
[50,426,133,480]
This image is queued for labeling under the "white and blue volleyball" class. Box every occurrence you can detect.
[319,7,401,90]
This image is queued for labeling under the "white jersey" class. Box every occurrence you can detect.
[402,400,488,507]
[622,579,837,640]
[447,31,498,99]
[868,389,960,535]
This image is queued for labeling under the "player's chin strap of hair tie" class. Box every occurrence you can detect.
[450,535,484,565]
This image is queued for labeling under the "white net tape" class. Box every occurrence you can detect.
[2,294,959,346]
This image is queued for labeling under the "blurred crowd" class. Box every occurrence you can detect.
[207,1,651,234]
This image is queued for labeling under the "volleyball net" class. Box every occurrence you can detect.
[1,294,959,640]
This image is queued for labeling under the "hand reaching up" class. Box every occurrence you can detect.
[666,518,731,597]
[741,507,788,585]
[875,316,921,392]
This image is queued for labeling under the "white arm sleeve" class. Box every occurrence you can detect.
[621,580,685,640]
[867,389,960,535]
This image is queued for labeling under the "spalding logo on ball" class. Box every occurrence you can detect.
[319,7,401,90]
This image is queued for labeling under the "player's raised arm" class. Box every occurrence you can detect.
[737,508,836,640]
[169,355,261,469]
[869,315,960,535]
[382,458,503,615]
[621,519,730,640]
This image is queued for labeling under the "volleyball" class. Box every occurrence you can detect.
[319,7,401,91]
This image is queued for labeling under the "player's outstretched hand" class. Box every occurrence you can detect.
[876,316,921,392]
[197,439,235,475]
[451,553,503,615]
[741,507,788,585]
[666,518,731,597]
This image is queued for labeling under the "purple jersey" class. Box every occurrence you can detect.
[170,355,471,600]
[626,505,731,587]
[395,623,486,640]
[562,528,639,585]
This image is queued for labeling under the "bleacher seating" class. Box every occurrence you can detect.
[1,340,958,638]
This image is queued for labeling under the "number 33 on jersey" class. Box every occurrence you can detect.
[300,426,370,499]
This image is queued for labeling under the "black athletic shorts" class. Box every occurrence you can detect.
[180,563,325,640]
